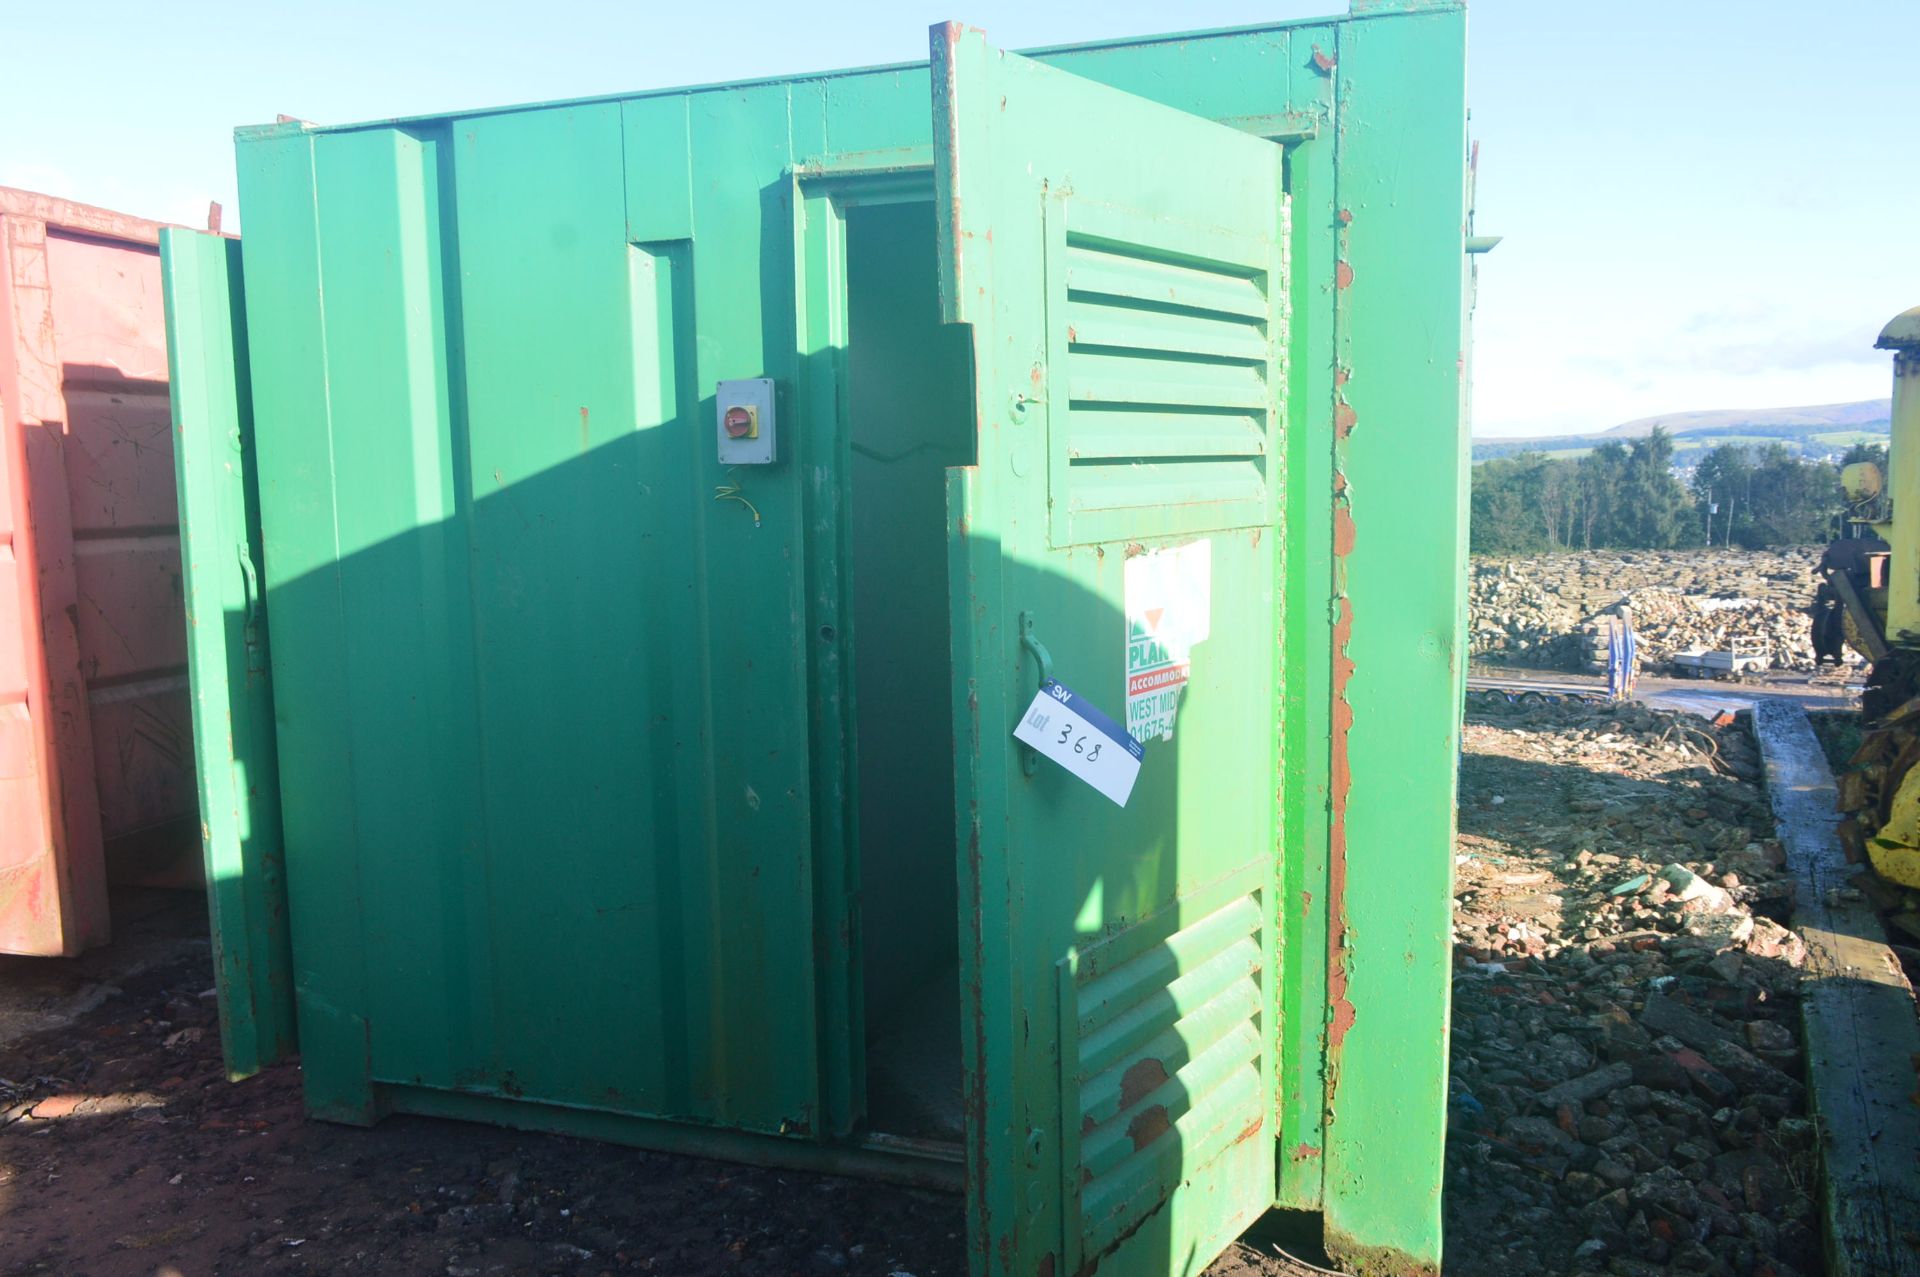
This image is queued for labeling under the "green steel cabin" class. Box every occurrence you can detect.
[162,8,1473,1274]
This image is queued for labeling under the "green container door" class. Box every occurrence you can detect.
[933,29,1286,1277]
[160,229,296,1080]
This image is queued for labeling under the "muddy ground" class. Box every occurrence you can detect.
[0,697,1826,1277]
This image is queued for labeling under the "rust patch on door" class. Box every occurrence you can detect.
[1127,1103,1172,1151]
[1328,590,1357,1060]
[1334,261,1354,290]
[1119,1056,1169,1109]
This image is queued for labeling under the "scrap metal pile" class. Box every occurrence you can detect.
[1445,695,1817,1277]
[1469,549,1831,674]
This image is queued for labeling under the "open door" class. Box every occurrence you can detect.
[933,25,1288,1277]
[160,229,295,1078]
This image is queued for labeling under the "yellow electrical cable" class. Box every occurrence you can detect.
[713,482,762,527]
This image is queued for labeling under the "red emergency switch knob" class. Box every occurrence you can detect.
[723,405,757,439]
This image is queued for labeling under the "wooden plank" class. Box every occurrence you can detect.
[1753,698,1920,1277]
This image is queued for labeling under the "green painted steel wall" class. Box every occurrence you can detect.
[168,8,1469,1275]
[1318,13,1469,1272]
[160,230,297,1079]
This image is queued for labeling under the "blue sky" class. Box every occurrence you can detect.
[4,0,1913,438]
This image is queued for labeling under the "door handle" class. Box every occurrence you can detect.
[1019,611,1052,777]
[237,544,259,626]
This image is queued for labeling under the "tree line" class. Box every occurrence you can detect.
[1469,427,1884,554]
[1472,417,1887,464]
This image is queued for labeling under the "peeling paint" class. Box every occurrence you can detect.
[1327,574,1357,1068]
[1126,1103,1172,1152]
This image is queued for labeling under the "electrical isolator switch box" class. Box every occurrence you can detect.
[716,379,776,465]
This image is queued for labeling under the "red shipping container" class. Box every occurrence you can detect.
[0,188,200,956]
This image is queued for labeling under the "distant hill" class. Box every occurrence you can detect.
[1473,398,1891,464]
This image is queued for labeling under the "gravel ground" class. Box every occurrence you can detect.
[1444,694,1821,1277]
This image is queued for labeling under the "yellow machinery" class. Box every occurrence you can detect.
[1835,305,1920,889]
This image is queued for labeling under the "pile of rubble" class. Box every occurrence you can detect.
[1617,588,1822,673]
[1469,562,1588,666]
[1444,695,1817,1277]
[1469,548,1826,674]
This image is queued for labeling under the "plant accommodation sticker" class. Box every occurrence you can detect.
[1124,539,1212,742]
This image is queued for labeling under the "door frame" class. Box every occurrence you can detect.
[790,161,949,1148]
